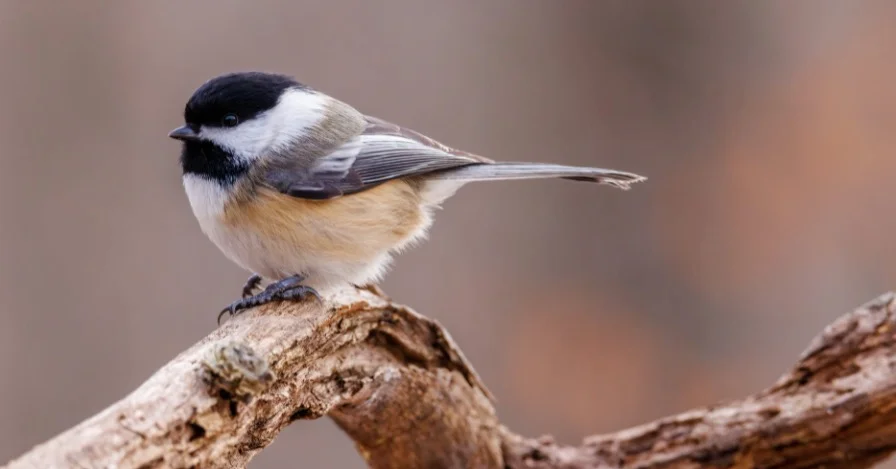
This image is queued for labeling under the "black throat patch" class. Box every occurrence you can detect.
[180,140,249,185]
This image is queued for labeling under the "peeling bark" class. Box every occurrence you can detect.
[4,288,896,469]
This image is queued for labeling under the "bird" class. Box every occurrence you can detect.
[168,71,646,321]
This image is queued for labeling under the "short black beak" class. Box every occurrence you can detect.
[168,125,200,142]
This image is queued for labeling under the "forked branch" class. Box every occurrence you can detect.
[5,288,896,469]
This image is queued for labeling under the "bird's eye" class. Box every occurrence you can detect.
[221,114,239,127]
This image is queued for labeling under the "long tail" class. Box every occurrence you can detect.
[429,162,647,190]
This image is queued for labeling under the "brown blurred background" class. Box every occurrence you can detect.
[1,1,895,467]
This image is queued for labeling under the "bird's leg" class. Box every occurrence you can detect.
[241,273,264,298]
[218,274,321,324]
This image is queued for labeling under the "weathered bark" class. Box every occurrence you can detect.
[4,287,896,469]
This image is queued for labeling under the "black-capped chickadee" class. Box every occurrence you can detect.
[169,72,646,320]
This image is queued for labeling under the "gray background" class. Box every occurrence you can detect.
[1,1,894,467]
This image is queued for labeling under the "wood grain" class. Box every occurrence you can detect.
[5,288,896,469]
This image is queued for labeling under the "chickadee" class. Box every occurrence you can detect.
[169,72,646,320]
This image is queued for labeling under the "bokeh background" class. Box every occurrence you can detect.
[1,1,895,467]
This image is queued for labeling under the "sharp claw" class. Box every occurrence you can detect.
[217,275,320,324]
[305,287,323,303]
[217,304,236,325]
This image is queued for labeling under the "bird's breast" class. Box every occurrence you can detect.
[183,175,257,272]
[183,175,432,283]
[221,181,428,259]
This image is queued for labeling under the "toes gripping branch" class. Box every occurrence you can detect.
[219,274,322,324]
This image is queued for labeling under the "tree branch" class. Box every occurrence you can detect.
[4,288,896,469]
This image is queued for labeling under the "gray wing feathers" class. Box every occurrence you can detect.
[350,153,478,185]
[308,138,362,178]
[265,128,477,199]
[265,114,645,199]
[347,135,480,186]
[354,116,645,190]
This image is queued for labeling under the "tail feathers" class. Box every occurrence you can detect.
[430,162,647,190]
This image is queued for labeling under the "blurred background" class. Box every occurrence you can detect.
[1,1,894,467]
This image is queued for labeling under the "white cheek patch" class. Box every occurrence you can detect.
[199,118,274,162]
[198,88,328,163]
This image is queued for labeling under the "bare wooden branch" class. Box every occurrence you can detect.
[4,288,896,469]
[501,293,896,469]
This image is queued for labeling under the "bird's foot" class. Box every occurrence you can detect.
[241,273,264,298]
[218,275,321,324]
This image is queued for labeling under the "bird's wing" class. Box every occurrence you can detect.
[263,115,489,200]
